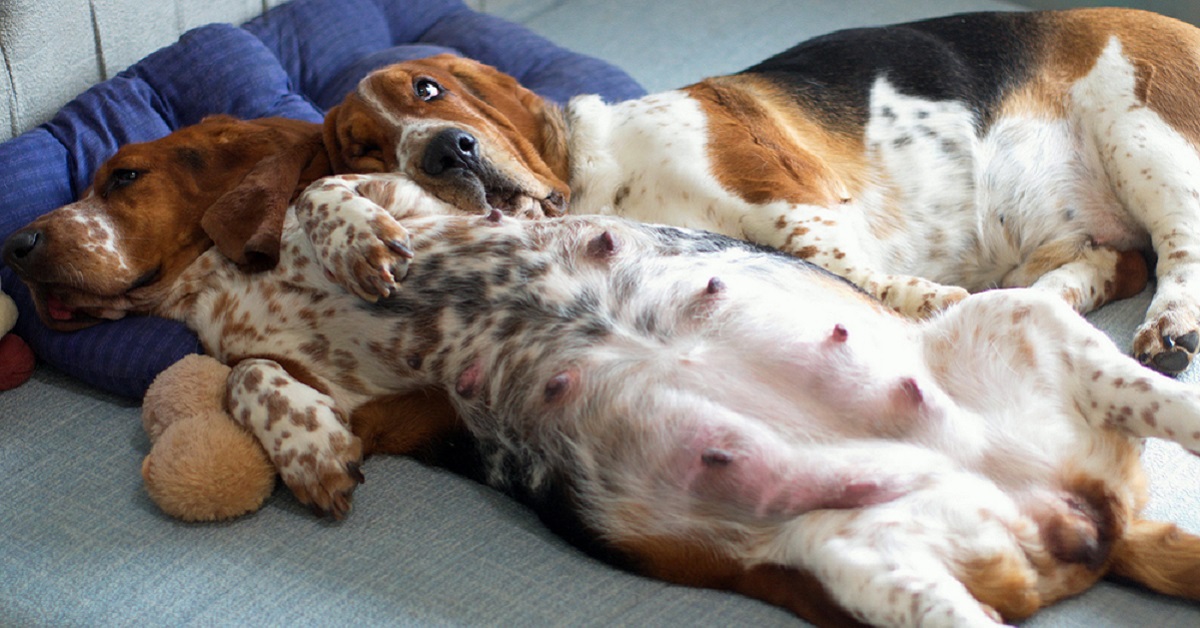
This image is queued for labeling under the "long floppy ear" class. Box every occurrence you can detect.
[322,99,392,175]
[322,104,350,174]
[201,122,329,271]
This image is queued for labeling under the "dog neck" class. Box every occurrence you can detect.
[561,94,627,216]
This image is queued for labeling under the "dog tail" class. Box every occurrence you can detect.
[1108,518,1200,599]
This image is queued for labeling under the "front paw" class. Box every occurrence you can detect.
[300,179,414,302]
[917,286,970,319]
[324,212,413,302]
[885,283,969,320]
[277,432,365,520]
[1134,311,1200,374]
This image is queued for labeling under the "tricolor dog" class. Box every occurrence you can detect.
[4,112,1200,625]
[324,7,1200,373]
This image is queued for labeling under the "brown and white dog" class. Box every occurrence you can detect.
[4,111,1200,625]
[324,7,1200,374]
[0,116,464,517]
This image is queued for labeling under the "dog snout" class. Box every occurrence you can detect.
[422,128,480,176]
[2,228,43,273]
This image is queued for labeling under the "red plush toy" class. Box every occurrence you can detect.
[0,280,35,390]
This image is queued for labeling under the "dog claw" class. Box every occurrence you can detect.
[347,461,365,485]
[387,239,414,259]
[369,275,391,299]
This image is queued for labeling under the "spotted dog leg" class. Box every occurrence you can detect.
[1132,250,1200,374]
[1015,244,1148,314]
[772,487,1017,628]
[226,358,364,519]
[749,206,969,319]
[1067,43,1200,374]
[930,289,1200,453]
[297,174,454,302]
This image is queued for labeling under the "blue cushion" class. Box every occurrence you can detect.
[0,0,645,399]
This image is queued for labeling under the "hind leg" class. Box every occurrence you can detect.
[928,289,1200,452]
[1071,43,1200,374]
[765,482,1030,627]
[743,204,969,319]
[1016,244,1148,314]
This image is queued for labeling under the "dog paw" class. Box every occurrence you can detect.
[919,286,970,318]
[278,433,365,520]
[892,284,969,320]
[1133,313,1200,375]
[298,179,415,302]
[323,211,413,302]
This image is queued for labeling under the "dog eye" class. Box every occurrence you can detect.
[414,78,443,102]
[105,168,142,196]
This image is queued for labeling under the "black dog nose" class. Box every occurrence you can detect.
[2,229,42,270]
[422,128,479,176]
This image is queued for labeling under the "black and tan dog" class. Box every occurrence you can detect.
[325,8,1200,373]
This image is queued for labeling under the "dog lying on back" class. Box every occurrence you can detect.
[5,112,1200,625]
[324,7,1200,374]
[309,172,1200,625]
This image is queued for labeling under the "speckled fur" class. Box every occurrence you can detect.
[297,175,1200,626]
[324,8,1200,373]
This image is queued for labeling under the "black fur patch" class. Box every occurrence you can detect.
[742,11,1041,131]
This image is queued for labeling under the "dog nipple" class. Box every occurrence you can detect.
[484,208,504,223]
[455,359,484,399]
[587,231,618,258]
[701,447,734,467]
[705,277,725,295]
[544,369,576,403]
[897,377,923,406]
[830,324,849,343]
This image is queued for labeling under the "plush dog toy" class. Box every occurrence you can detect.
[0,279,34,391]
[140,354,276,521]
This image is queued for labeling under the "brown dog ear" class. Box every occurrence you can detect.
[323,99,391,174]
[322,104,352,174]
[201,121,329,271]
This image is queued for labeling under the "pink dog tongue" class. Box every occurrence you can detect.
[46,296,75,321]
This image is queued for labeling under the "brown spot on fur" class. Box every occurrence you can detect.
[794,245,819,259]
[955,552,1040,621]
[685,74,865,207]
[350,389,461,458]
[1110,519,1200,599]
[1106,249,1149,303]
[1042,9,1200,147]
[613,535,867,627]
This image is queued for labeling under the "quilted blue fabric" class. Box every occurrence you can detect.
[0,0,644,399]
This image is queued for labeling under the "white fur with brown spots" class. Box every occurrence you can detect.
[299,173,1200,626]
[323,8,1200,374]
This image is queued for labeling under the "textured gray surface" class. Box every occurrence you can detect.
[1,0,1199,625]
[0,0,293,140]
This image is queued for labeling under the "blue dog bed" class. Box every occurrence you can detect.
[0,0,644,398]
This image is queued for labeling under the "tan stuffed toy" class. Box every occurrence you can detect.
[0,279,35,391]
[140,354,276,521]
